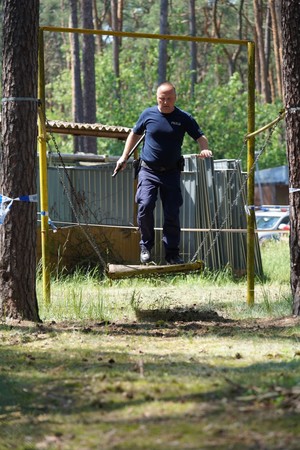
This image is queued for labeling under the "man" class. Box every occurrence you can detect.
[114,82,212,265]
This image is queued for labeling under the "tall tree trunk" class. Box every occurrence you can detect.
[117,0,123,45]
[0,0,40,322]
[253,0,271,102]
[189,0,197,99]
[158,0,168,85]
[270,0,283,99]
[93,0,110,53]
[69,0,84,153]
[282,1,300,315]
[212,0,243,78]
[264,3,271,98]
[81,0,97,154]
[254,28,261,94]
[111,0,121,101]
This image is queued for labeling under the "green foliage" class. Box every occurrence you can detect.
[38,0,287,168]
[187,71,248,159]
[46,49,286,166]
[254,99,287,169]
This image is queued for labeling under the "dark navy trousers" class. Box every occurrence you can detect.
[135,167,183,258]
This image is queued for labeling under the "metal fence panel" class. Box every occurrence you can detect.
[41,156,262,275]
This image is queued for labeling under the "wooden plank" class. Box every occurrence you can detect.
[106,261,204,279]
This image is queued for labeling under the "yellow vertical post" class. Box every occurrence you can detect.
[38,29,51,304]
[247,41,256,306]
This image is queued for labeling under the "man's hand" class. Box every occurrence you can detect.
[112,157,127,177]
[198,149,213,159]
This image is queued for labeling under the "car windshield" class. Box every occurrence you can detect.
[256,215,281,230]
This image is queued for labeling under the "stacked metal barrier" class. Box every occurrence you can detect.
[42,156,263,276]
[152,156,262,275]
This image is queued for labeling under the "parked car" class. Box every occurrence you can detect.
[255,206,290,243]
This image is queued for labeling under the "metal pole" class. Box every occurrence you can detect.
[39,25,257,305]
[37,29,51,304]
[40,25,250,47]
[247,41,256,306]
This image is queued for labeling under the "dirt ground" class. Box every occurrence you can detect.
[2,313,300,449]
[5,312,300,336]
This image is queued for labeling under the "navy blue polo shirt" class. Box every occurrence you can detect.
[132,106,204,167]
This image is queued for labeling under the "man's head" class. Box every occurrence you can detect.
[156,82,176,114]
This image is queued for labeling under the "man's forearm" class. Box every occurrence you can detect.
[197,135,209,151]
[121,131,143,160]
[196,135,212,159]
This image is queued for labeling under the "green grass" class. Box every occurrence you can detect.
[37,240,292,323]
[260,238,290,284]
[1,240,299,450]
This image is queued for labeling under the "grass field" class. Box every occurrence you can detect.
[1,240,300,449]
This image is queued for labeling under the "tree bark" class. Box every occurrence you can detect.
[117,0,123,45]
[158,0,169,85]
[264,3,271,96]
[0,0,40,321]
[253,0,271,102]
[189,0,197,99]
[111,0,121,101]
[69,0,84,153]
[282,0,300,315]
[93,0,108,53]
[269,0,282,99]
[81,0,97,154]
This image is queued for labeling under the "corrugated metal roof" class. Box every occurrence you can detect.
[0,114,131,140]
[46,120,131,139]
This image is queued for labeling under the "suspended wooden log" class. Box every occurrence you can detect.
[106,261,204,280]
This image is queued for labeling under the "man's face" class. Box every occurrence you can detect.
[157,86,176,114]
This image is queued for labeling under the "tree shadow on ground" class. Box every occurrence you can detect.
[1,315,300,449]
[1,312,300,341]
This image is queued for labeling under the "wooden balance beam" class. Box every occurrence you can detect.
[106,261,204,279]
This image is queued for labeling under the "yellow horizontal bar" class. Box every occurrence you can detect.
[40,26,251,46]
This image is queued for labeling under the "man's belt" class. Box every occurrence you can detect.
[141,160,178,172]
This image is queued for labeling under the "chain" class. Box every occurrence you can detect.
[39,105,107,270]
[191,113,283,264]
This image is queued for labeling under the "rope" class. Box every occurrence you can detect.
[244,109,285,140]
[39,219,262,233]
[286,106,300,113]
[38,105,107,270]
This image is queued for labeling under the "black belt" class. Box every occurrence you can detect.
[141,160,178,172]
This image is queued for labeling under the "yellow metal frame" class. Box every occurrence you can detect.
[38,26,255,305]
[38,29,51,304]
